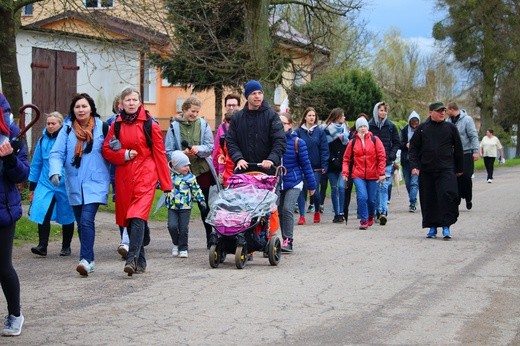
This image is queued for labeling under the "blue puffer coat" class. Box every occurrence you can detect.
[295,124,329,171]
[0,123,30,227]
[281,130,316,191]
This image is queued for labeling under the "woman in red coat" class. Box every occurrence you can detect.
[342,117,386,230]
[103,87,172,276]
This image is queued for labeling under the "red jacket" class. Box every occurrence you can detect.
[342,131,386,180]
[103,107,172,226]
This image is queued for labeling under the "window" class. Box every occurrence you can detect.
[85,0,114,9]
[142,59,156,103]
[22,4,33,16]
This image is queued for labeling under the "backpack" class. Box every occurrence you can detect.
[112,115,153,149]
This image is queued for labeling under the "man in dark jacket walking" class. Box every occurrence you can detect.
[226,80,286,175]
[409,102,464,240]
[369,101,400,225]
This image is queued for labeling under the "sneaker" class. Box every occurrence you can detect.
[332,215,343,223]
[281,238,293,252]
[298,216,306,225]
[2,314,24,336]
[313,212,320,223]
[426,227,437,238]
[367,215,375,227]
[135,265,146,274]
[442,227,451,240]
[76,259,94,276]
[487,179,492,183]
[379,214,387,226]
[178,250,188,258]
[171,245,179,257]
[306,205,315,213]
[359,220,369,230]
[117,243,129,258]
[59,247,71,256]
[124,260,137,276]
[319,204,324,214]
[31,245,47,257]
[409,203,416,213]
[466,200,472,210]
[375,213,381,224]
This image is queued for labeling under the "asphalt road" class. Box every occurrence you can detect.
[6,166,520,345]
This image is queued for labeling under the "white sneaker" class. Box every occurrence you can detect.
[2,313,24,336]
[117,243,129,257]
[171,245,179,257]
[487,179,492,183]
[178,250,188,258]
[76,259,94,276]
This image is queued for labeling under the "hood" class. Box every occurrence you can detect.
[372,102,387,127]
[408,111,421,125]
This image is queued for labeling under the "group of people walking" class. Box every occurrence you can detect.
[0,79,505,337]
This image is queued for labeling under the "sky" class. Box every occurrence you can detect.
[360,0,446,55]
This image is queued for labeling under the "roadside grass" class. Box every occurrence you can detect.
[14,217,61,246]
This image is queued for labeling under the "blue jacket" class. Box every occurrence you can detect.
[295,124,329,171]
[49,117,109,206]
[281,131,316,191]
[0,123,29,227]
[28,128,75,225]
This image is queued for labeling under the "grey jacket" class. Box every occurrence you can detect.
[447,109,479,154]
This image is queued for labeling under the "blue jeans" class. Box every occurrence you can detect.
[327,171,345,216]
[353,179,377,221]
[402,160,418,204]
[72,203,100,263]
[297,171,321,216]
[168,209,191,251]
[375,164,393,215]
[279,187,301,240]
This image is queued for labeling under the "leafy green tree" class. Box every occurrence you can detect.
[433,0,517,132]
[289,68,382,122]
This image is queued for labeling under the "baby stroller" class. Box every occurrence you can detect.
[206,165,285,269]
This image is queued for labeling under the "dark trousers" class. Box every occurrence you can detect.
[0,223,20,316]
[343,178,354,223]
[197,171,214,248]
[168,209,191,251]
[38,196,74,249]
[126,218,146,268]
[419,170,459,228]
[483,156,495,180]
[457,153,474,201]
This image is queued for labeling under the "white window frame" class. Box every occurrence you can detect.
[143,59,157,103]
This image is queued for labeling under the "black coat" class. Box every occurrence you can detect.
[368,118,400,165]
[226,100,286,173]
[408,117,464,173]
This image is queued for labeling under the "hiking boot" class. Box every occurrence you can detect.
[31,245,47,257]
[135,265,146,274]
[117,243,129,259]
[313,212,320,223]
[178,250,188,258]
[2,313,24,336]
[409,203,416,213]
[298,216,306,225]
[124,260,137,276]
[171,245,179,257]
[307,205,314,213]
[76,259,94,276]
[442,227,451,240]
[379,214,388,226]
[367,215,375,227]
[359,220,369,230]
[59,247,71,257]
[426,227,437,238]
[281,238,293,252]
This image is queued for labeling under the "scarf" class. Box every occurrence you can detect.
[121,107,140,124]
[71,116,95,168]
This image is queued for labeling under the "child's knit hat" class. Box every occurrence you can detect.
[171,150,190,171]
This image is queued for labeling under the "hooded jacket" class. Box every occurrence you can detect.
[446,109,479,154]
[342,131,386,180]
[400,111,421,164]
[369,102,400,165]
[295,124,329,171]
[281,130,317,191]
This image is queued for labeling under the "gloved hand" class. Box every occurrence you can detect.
[109,137,121,151]
[10,139,24,155]
[50,174,61,187]
[199,201,208,214]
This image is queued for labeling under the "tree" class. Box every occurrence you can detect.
[289,68,382,122]
[433,0,517,132]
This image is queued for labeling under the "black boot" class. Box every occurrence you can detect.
[31,245,47,256]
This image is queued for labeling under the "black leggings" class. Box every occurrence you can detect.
[0,223,21,316]
[38,196,74,248]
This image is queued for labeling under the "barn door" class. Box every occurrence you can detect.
[31,47,77,153]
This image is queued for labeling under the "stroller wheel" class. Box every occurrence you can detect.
[268,237,282,266]
[209,244,221,268]
[235,245,247,269]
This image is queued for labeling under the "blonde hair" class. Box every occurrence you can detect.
[46,111,64,125]
[182,96,202,111]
